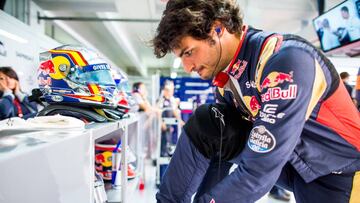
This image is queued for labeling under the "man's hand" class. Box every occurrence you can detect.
[161,122,167,131]
[194,193,215,203]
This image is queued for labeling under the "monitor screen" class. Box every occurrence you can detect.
[313,0,360,52]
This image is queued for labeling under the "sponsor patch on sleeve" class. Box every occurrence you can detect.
[259,104,286,124]
[247,125,276,153]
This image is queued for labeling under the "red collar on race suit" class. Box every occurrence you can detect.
[212,25,248,88]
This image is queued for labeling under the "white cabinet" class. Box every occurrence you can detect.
[0,113,142,203]
[88,114,141,203]
[0,130,93,203]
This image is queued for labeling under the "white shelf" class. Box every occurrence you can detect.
[87,114,139,140]
[87,113,142,203]
[106,177,139,203]
[0,113,142,203]
[88,122,119,140]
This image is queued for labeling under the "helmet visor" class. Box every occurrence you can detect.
[68,63,115,86]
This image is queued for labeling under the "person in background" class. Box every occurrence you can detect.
[340,72,353,97]
[132,82,155,112]
[0,66,37,120]
[316,20,324,41]
[321,18,340,50]
[157,80,183,124]
[340,6,360,42]
[157,80,184,156]
[132,81,160,158]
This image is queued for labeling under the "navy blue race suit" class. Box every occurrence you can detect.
[156,26,360,203]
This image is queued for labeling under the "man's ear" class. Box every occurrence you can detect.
[212,21,223,36]
[215,27,221,35]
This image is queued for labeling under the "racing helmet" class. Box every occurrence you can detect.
[111,68,134,112]
[38,45,119,109]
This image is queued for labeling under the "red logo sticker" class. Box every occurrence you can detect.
[261,71,294,90]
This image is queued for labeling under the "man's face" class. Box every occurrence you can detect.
[317,21,322,28]
[138,83,147,97]
[173,36,222,80]
[163,87,173,98]
[341,11,349,19]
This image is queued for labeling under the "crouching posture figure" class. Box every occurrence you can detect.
[157,103,252,202]
[157,103,360,203]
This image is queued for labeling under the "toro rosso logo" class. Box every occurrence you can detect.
[261,71,293,90]
[229,59,248,79]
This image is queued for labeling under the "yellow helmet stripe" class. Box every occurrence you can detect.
[50,49,88,66]
[64,84,105,102]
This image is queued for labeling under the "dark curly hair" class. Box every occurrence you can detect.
[152,0,243,58]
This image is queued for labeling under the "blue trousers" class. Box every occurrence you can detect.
[156,133,232,203]
[156,133,360,203]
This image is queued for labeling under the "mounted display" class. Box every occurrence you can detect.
[313,0,360,56]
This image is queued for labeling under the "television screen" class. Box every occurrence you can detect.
[313,0,360,52]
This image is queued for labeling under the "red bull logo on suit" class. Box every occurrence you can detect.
[261,84,297,102]
[261,71,293,90]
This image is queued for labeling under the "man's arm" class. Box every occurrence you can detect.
[197,47,326,202]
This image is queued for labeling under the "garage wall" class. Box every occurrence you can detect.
[0,10,59,94]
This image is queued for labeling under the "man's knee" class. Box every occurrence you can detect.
[183,103,252,160]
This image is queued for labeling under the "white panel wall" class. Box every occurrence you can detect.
[0,10,60,94]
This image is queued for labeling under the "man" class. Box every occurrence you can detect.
[158,103,252,202]
[157,80,184,156]
[152,0,360,202]
[321,18,340,50]
[340,6,360,42]
[315,20,324,41]
[340,72,353,97]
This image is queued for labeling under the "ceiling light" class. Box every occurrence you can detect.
[173,57,181,69]
[0,29,28,44]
